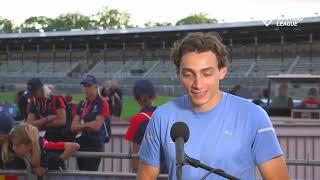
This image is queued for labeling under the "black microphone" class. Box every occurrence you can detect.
[170,121,190,180]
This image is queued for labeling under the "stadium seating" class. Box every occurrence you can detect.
[292,57,320,74]
[250,58,295,77]
[1,41,320,98]
[0,60,79,77]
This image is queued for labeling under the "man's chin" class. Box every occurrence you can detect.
[190,99,207,108]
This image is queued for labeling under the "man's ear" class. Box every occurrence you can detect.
[219,67,227,80]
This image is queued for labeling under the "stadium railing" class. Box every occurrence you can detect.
[1,152,320,180]
[0,152,168,180]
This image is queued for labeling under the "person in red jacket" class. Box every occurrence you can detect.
[124,79,157,172]
[26,78,67,142]
[300,87,320,108]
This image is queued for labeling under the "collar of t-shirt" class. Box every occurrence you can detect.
[184,92,226,117]
[140,106,157,113]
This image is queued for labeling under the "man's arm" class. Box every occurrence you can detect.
[258,156,290,180]
[25,125,41,167]
[45,108,66,127]
[70,114,81,132]
[26,110,66,128]
[75,115,105,133]
[26,113,47,128]
[130,142,140,172]
[137,161,160,180]
[59,142,80,161]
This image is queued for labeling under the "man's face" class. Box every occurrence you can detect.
[34,88,43,98]
[178,51,227,112]
[82,84,97,97]
[103,81,110,88]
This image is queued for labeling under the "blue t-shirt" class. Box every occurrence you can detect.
[139,92,283,180]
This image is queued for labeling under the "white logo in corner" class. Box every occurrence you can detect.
[261,19,273,27]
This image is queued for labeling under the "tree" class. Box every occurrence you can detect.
[21,16,53,32]
[144,21,172,27]
[0,17,14,33]
[49,13,94,31]
[176,13,218,25]
[94,7,131,29]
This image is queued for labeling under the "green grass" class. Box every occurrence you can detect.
[0,92,173,118]
[0,92,15,103]
[122,96,172,118]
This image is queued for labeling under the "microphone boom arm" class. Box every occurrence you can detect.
[185,154,240,180]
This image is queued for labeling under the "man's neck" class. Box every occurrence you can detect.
[191,91,222,112]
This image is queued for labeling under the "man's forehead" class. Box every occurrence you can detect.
[181,51,218,65]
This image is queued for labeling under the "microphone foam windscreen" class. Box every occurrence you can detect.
[170,121,190,142]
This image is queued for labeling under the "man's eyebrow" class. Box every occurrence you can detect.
[181,68,193,72]
[200,67,215,72]
[181,67,215,72]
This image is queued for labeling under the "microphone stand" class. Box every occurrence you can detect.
[176,163,184,180]
[176,154,240,180]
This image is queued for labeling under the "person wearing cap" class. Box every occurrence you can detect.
[124,79,158,172]
[0,111,26,170]
[70,75,111,171]
[26,78,67,142]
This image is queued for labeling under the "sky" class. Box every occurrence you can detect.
[0,0,319,26]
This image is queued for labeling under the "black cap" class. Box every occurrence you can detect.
[0,111,14,134]
[27,78,43,94]
[80,75,98,86]
[133,79,155,98]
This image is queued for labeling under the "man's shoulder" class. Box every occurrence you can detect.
[149,96,186,124]
[95,96,107,104]
[155,96,186,114]
[224,92,263,113]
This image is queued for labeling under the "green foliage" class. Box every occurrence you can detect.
[0,17,14,33]
[51,13,94,30]
[94,7,131,29]
[21,16,53,32]
[1,9,220,33]
[176,13,218,25]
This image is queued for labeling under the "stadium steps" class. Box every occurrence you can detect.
[287,56,300,74]
[245,61,256,77]
[143,60,160,78]
[66,61,80,77]
[86,60,99,73]
[115,60,135,74]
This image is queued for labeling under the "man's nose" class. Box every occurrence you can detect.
[192,75,202,89]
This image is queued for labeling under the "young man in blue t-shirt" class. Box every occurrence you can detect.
[137,32,289,180]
